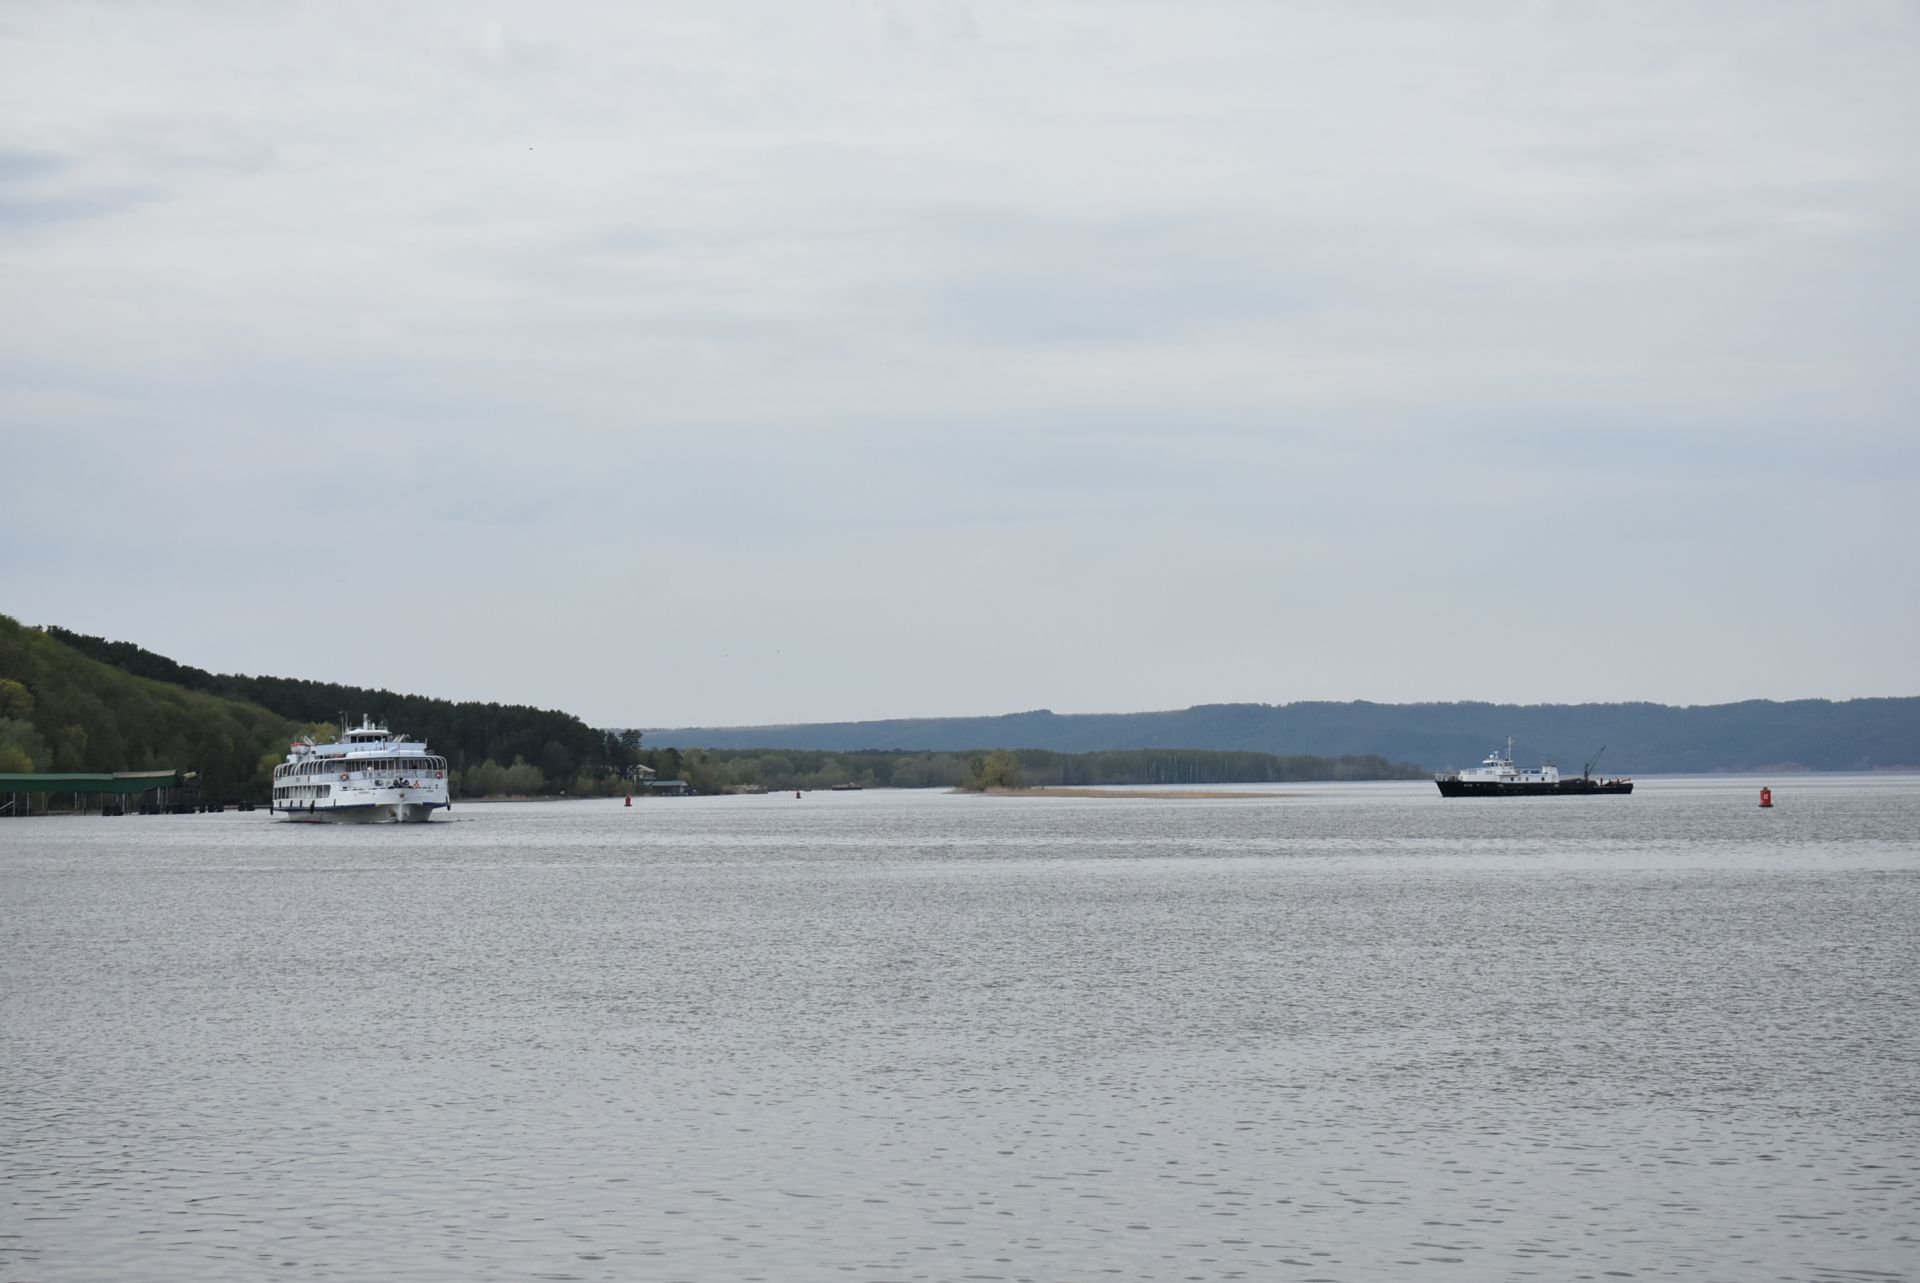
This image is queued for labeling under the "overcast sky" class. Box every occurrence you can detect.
[4,2,1916,728]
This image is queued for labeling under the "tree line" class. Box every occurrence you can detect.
[631,745,1424,795]
[2,616,293,801]
[18,621,632,800]
[48,624,614,789]
[984,747,1425,786]
[7,618,1424,804]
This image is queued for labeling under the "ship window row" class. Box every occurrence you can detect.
[359,756,444,773]
[281,755,445,777]
[274,784,334,799]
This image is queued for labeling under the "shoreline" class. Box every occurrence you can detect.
[455,794,609,804]
[973,786,1296,799]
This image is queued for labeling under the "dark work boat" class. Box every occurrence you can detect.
[1434,739,1633,797]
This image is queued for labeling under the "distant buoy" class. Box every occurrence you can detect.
[624,794,632,807]
[796,791,802,799]
[1760,786,1773,809]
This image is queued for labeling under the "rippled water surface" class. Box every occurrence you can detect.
[4,776,1918,1282]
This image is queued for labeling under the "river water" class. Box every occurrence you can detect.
[3,775,1916,1282]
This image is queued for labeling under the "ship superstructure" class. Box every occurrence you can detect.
[1434,738,1632,797]
[271,716,450,822]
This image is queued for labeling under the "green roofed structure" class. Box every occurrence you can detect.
[0,770,197,817]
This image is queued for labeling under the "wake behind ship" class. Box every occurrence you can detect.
[1435,739,1632,797]
[271,716,450,822]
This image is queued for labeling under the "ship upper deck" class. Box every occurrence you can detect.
[283,718,432,763]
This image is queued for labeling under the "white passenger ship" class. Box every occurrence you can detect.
[271,716,450,822]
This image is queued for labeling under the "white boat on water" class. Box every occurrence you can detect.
[271,716,450,823]
[1434,737,1632,797]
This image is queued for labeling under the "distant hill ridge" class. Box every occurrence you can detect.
[646,698,1920,774]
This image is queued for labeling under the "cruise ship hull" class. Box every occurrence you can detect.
[1436,778,1633,797]
[276,796,447,823]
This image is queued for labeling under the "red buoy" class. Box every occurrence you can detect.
[624,794,632,807]
[1760,786,1773,808]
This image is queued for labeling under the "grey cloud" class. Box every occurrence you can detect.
[463,20,566,76]
[0,187,151,228]
[0,150,68,182]
[0,149,151,227]
[899,208,1323,347]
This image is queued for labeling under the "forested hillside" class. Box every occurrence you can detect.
[0,615,294,801]
[19,615,1913,799]
[647,697,1920,773]
[9,619,1427,800]
[42,624,627,797]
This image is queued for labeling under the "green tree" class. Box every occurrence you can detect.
[0,678,33,720]
[464,759,508,796]
[682,749,723,794]
[504,757,545,795]
[52,725,88,772]
[0,717,51,773]
[964,749,1024,791]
